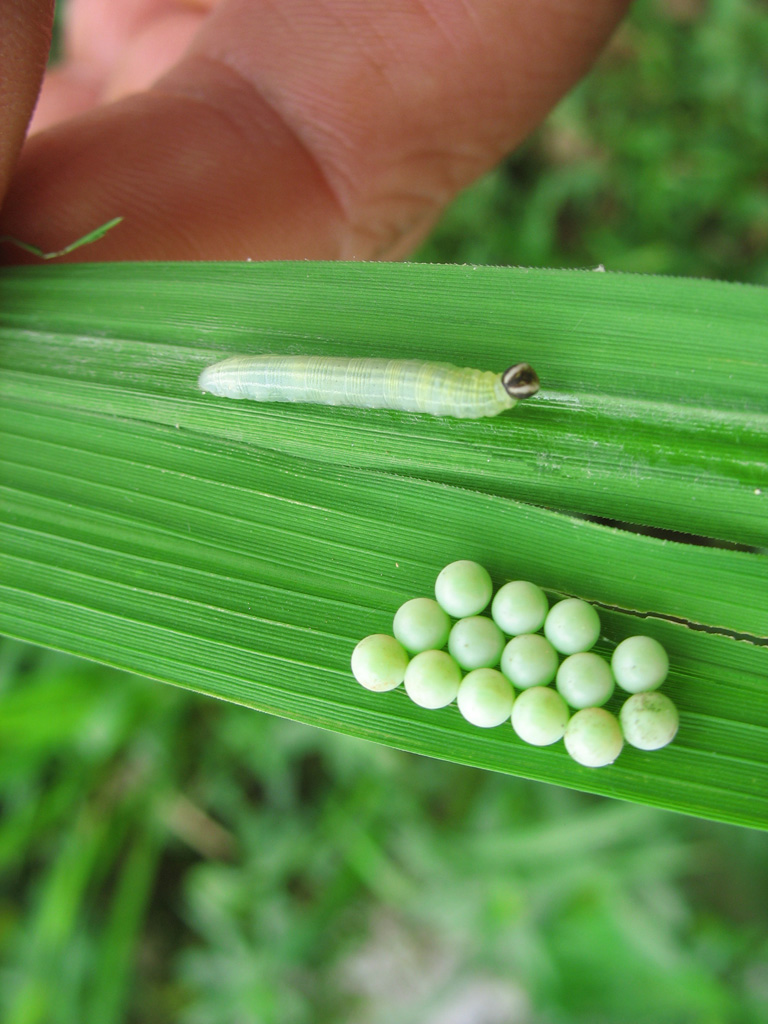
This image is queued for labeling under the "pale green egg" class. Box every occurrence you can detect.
[393,597,451,654]
[511,686,569,746]
[457,668,515,728]
[620,691,679,750]
[448,615,505,670]
[544,598,601,655]
[501,633,558,688]
[435,560,493,618]
[611,635,669,693]
[491,580,549,635]
[404,650,462,709]
[351,634,409,692]
[564,707,624,767]
[556,652,615,709]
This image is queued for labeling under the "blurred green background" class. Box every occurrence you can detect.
[2,1,767,1021]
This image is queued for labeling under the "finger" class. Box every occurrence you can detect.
[0,0,631,263]
[0,0,55,196]
[29,0,215,133]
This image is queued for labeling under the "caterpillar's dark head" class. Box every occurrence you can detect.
[501,363,540,400]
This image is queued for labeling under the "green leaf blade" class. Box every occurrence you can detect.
[1,261,766,828]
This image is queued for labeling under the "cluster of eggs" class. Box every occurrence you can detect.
[351,560,679,768]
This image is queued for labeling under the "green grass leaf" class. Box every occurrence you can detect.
[0,216,123,260]
[0,261,766,829]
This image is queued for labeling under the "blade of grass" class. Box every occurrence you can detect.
[87,826,161,1024]
[1,403,765,637]
[0,217,123,260]
[4,805,111,1024]
[0,262,765,546]
[0,402,765,828]
[0,261,766,828]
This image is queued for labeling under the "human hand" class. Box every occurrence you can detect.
[0,0,631,262]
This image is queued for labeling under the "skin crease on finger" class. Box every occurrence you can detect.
[0,0,632,263]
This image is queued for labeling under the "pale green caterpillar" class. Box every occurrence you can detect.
[198,355,540,419]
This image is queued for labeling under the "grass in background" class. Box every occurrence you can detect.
[2,0,767,1021]
[2,640,767,1024]
[417,0,768,284]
